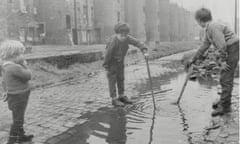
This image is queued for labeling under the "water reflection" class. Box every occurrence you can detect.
[49,107,127,144]
[44,61,238,144]
[177,104,193,144]
[197,77,218,89]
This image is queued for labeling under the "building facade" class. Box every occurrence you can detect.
[74,0,95,44]
[0,0,8,41]
[169,3,179,41]
[159,0,170,41]
[35,0,96,45]
[2,0,38,44]
[125,0,146,41]
[94,0,125,43]
[145,0,160,46]
[0,0,201,45]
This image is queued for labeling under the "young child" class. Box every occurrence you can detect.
[0,40,34,144]
[186,8,239,116]
[103,22,148,107]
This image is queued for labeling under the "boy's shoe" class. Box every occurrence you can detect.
[112,99,125,107]
[19,134,34,142]
[212,100,220,109]
[7,134,34,144]
[119,96,133,104]
[6,136,18,144]
[211,105,231,117]
[212,100,231,110]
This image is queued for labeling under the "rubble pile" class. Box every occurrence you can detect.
[190,47,222,80]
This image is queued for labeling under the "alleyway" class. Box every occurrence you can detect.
[0,51,238,144]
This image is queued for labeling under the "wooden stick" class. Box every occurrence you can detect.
[176,66,193,104]
[144,56,156,110]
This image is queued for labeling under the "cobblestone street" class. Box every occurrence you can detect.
[0,51,239,144]
[0,52,184,144]
[0,0,238,143]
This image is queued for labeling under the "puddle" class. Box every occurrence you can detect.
[49,61,238,144]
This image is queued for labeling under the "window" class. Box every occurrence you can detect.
[66,15,71,29]
[37,24,45,34]
[117,12,120,22]
[83,5,88,16]
[91,7,94,19]
[83,5,88,24]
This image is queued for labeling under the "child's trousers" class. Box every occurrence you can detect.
[220,41,239,108]
[107,61,124,98]
[7,91,30,141]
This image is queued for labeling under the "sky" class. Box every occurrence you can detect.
[170,0,237,30]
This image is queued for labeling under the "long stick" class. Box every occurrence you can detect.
[176,66,193,104]
[144,56,156,110]
[144,56,157,144]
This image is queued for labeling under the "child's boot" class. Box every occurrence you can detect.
[19,127,34,142]
[6,128,18,144]
[119,95,133,104]
[212,100,220,109]
[6,136,17,144]
[20,134,34,142]
[211,104,231,117]
[112,98,124,107]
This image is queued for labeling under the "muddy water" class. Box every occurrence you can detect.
[57,61,236,144]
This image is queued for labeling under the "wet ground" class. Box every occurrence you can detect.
[0,51,238,144]
[44,56,238,144]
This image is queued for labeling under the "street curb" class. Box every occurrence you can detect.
[26,51,104,69]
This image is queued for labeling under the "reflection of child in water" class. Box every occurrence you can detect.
[76,107,127,144]
[0,40,34,144]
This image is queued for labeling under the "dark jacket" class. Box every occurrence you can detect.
[103,35,147,68]
[1,62,32,94]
